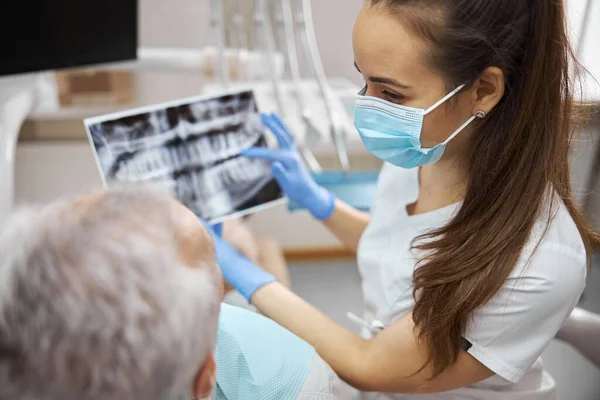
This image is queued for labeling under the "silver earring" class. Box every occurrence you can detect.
[475,110,486,119]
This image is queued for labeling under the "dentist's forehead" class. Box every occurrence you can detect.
[352,6,445,93]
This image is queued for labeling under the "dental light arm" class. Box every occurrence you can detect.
[273,0,289,65]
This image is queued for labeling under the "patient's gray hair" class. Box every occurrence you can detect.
[0,189,220,400]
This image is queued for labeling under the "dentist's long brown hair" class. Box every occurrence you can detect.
[369,0,600,378]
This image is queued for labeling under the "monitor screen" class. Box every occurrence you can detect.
[0,0,137,77]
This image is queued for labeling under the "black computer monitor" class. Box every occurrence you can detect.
[0,0,138,77]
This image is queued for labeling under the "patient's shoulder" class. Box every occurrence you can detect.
[215,304,317,398]
[218,303,314,351]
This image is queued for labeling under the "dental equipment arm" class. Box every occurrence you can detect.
[257,0,321,172]
[556,307,600,368]
[255,0,285,116]
[295,0,350,172]
[273,0,289,62]
[243,114,369,250]
[231,1,250,81]
[279,0,322,173]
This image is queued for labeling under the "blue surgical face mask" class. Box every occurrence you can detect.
[354,84,477,168]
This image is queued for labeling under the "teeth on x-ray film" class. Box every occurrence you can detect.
[173,155,269,215]
[179,156,270,217]
[87,90,283,221]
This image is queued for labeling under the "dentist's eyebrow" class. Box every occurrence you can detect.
[354,61,411,89]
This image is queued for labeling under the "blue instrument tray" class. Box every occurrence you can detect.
[289,171,379,212]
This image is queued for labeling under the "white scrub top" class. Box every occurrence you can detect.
[357,163,587,399]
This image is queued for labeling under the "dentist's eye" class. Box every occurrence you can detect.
[382,90,403,102]
[358,83,368,95]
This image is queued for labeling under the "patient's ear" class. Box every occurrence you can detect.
[193,354,216,398]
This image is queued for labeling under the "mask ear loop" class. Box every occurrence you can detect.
[423,84,467,115]
[441,115,477,145]
[442,109,486,145]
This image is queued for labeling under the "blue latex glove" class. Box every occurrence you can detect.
[204,221,276,301]
[241,113,335,221]
[211,222,223,237]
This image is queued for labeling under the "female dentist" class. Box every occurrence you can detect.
[209,0,599,398]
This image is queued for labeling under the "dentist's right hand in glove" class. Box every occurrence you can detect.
[242,113,335,221]
[203,221,276,302]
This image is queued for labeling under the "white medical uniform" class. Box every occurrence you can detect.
[357,163,587,399]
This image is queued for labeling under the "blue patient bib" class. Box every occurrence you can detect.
[214,303,316,400]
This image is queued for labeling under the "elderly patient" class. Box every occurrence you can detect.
[0,189,341,400]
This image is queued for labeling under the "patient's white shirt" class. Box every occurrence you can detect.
[357,163,587,399]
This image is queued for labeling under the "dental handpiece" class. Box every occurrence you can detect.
[296,0,350,172]
[231,0,250,81]
[279,0,322,172]
[347,312,386,335]
[254,0,285,117]
[273,0,289,66]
